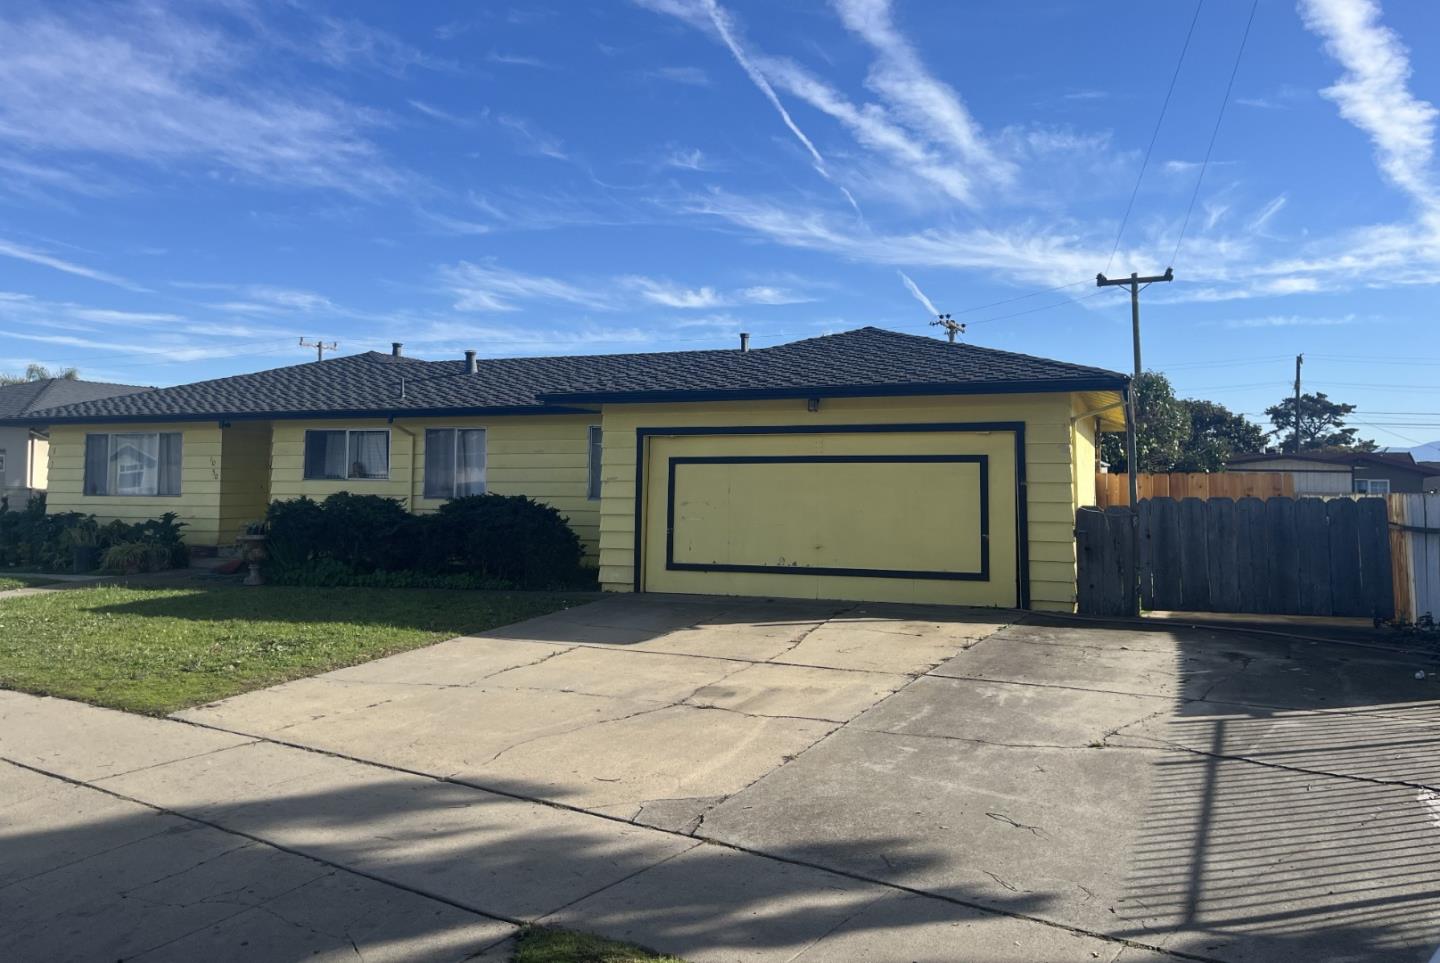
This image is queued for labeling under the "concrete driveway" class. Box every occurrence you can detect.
[5,595,1440,961]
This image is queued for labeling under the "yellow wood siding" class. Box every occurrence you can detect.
[268,415,601,560]
[46,422,224,545]
[595,393,1093,611]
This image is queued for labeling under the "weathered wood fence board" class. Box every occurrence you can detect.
[1076,495,1394,618]
[1096,471,1294,508]
[1390,493,1439,622]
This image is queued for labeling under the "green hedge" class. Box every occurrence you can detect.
[264,492,593,590]
[0,494,188,573]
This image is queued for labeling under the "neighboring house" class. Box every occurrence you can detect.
[1227,450,1434,495]
[25,328,1127,611]
[0,378,152,505]
[1421,462,1440,493]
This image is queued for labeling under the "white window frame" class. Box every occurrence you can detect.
[302,429,391,481]
[83,431,183,497]
[587,425,602,500]
[423,427,487,499]
[1354,478,1390,495]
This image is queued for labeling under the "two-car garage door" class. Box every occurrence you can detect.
[640,426,1020,606]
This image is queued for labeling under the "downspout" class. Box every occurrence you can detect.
[390,420,418,511]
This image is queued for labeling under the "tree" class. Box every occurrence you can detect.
[1099,371,1190,473]
[1265,391,1376,452]
[1101,371,1266,473]
[0,363,78,386]
[1174,399,1267,472]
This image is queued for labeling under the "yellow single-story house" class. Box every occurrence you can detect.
[29,328,1126,611]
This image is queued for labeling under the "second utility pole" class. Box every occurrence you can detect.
[1096,267,1173,614]
[1292,353,1304,453]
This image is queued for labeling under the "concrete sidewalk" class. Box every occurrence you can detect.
[0,691,1142,962]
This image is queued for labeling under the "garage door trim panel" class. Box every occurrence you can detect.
[632,421,1029,607]
[664,453,990,581]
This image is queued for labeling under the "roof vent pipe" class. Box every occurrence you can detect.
[464,349,478,374]
[391,342,404,357]
[739,332,750,353]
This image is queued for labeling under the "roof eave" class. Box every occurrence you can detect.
[538,376,1129,406]
[21,403,600,425]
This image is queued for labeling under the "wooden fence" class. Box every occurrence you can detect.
[1391,493,1440,622]
[1077,495,1393,619]
[1096,471,1293,508]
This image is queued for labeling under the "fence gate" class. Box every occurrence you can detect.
[1076,496,1394,619]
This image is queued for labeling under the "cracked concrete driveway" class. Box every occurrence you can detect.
[6,594,1440,961]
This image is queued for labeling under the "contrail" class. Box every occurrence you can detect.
[701,0,861,214]
[898,270,939,316]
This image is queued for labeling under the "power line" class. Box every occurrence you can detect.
[1105,0,1205,274]
[947,279,1092,315]
[1169,0,1260,267]
[968,288,1109,325]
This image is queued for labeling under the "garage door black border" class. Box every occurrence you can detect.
[633,422,1029,608]
[664,454,990,581]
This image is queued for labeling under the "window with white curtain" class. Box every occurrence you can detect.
[303,429,389,480]
[82,432,182,496]
[424,428,486,498]
[587,425,602,500]
[1354,478,1390,495]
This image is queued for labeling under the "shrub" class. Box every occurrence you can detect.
[101,541,173,575]
[262,491,590,590]
[437,494,586,588]
[0,498,187,572]
[264,496,326,567]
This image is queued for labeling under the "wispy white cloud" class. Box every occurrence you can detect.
[661,146,718,171]
[647,65,711,86]
[1299,0,1440,220]
[485,50,554,69]
[623,276,813,308]
[1217,313,1357,329]
[897,271,938,317]
[690,0,861,212]
[439,262,615,312]
[0,6,410,196]
[1247,194,1288,233]
[0,238,142,290]
[760,57,977,205]
[493,114,569,160]
[831,0,1014,186]
[407,100,471,126]
[439,261,814,314]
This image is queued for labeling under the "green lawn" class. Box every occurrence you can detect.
[0,574,59,591]
[0,584,584,714]
[514,928,685,963]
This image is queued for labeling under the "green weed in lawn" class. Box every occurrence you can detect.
[513,927,685,963]
[0,584,582,714]
[0,575,58,591]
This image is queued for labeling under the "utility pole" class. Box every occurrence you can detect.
[299,337,338,362]
[930,313,965,343]
[1292,353,1304,453]
[1096,267,1174,614]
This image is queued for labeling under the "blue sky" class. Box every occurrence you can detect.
[1,0,1438,451]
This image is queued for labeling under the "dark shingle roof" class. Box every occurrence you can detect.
[1229,450,1429,474]
[24,327,1126,424]
[0,378,152,422]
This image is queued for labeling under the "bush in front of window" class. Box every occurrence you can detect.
[0,495,188,572]
[435,494,586,589]
[262,491,590,590]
